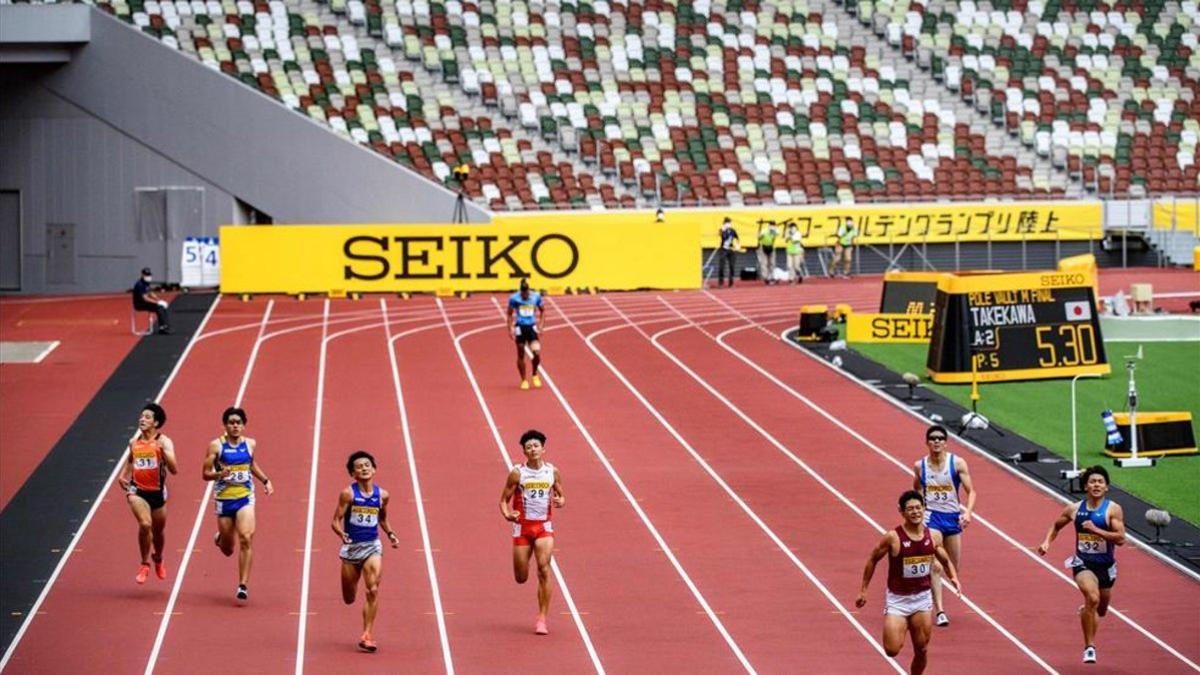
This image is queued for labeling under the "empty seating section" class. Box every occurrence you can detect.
[69,0,1199,206]
[860,0,1200,194]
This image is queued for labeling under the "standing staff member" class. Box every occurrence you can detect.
[1037,466,1126,664]
[832,216,858,278]
[117,403,178,584]
[331,451,399,653]
[756,221,779,284]
[784,223,806,284]
[857,491,960,675]
[506,279,545,390]
[912,424,975,627]
[716,217,740,288]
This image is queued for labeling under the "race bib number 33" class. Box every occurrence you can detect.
[902,555,933,579]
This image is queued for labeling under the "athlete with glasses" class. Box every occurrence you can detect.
[911,424,975,627]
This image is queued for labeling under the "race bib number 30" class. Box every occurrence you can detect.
[902,555,933,579]
[1077,533,1105,554]
[351,506,379,527]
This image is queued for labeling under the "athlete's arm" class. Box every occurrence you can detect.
[118,442,134,491]
[911,461,922,493]
[160,434,178,475]
[331,487,353,544]
[247,439,274,496]
[932,529,962,594]
[855,531,896,607]
[201,439,227,481]
[378,489,399,548]
[506,301,516,341]
[1037,503,1076,555]
[551,466,565,508]
[1083,502,1127,545]
[499,469,521,521]
[536,298,545,334]
[956,456,976,528]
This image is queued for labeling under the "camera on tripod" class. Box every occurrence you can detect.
[452,163,470,183]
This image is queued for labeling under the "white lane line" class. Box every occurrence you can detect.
[436,298,606,675]
[548,296,899,674]
[0,296,225,672]
[651,296,1056,673]
[700,291,1200,671]
[382,299,455,674]
[143,299,274,674]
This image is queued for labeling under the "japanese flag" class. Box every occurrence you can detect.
[1064,301,1092,321]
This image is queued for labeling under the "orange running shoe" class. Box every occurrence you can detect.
[135,563,151,585]
[532,374,542,388]
[154,559,167,580]
[534,617,548,635]
[358,633,377,653]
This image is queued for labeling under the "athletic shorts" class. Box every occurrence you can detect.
[129,487,166,511]
[214,494,254,518]
[926,510,962,536]
[514,324,539,344]
[884,589,933,617]
[340,539,383,566]
[512,519,554,546]
[1068,556,1117,589]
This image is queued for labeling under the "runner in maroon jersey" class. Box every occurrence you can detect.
[856,490,960,675]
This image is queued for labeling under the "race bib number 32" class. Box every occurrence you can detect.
[1077,533,1105,554]
[902,555,933,579]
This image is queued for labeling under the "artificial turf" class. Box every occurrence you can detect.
[850,338,1200,524]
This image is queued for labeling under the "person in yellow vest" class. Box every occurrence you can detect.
[832,216,858,278]
[785,223,806,283]
[756,221,779,284]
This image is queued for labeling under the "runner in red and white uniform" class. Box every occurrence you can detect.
[499,429,565,635]
[116,403,177,584]
[856,490,960,675]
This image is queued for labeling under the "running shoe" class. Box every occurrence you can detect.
[534,617,549,635]
[935,611,950,627]
[520,379,530,390]
[136,563,151,585]
[358,633,377,653]
[532,375,542,388]
[236,584,248,601]
[1083,645,1096,664]
[154,558,167,580]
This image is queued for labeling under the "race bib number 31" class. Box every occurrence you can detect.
[133,456,158,470]
[902,555,933,579]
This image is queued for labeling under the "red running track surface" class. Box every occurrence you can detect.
[3,282,1197,674]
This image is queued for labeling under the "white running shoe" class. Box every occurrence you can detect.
[1083,645,1096,664]
[935,611,950,627]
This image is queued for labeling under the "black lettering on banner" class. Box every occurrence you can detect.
[893,214,911,237]
[871,317,889,339]
[344,236,390,281]
[1041,210,1060,233]
[797,216,815,238]
[476,235,530,279]
[966,211,989,236]
[995,211,1013,234]
[875,214,895,238]
[530,233,579,279]
[935,213,954,236]
[395,236,443,279]
[913,214,932,237]
[448,235,471,279]
[1016,210,1038,234]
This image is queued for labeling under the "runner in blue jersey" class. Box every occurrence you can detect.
[506,278,545,390]
[1037,465,1126,664]
[202,406,274,601]
[331,450,399,653]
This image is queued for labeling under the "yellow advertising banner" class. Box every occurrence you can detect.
[846,313,934,343]
[495,200,1102,249]
[1152,198,1200,234]
[219,221,701,293]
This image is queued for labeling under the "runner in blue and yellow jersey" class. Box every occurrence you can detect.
[1038,465,1127,665]
[506,278,545,390]
[202,406,274,601]
[331,450,399,653]
[117,403,178,584]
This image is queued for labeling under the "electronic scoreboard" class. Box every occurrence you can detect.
[926,270,1110,383]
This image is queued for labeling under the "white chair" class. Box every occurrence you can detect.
[131,306,156,336]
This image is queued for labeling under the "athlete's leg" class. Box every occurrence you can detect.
[215,515,236,556]
[127,495,154,563]
[843,247,855,275]
[1097,586,1112,618]
[1075,570,1102,647]
[360,555,383,635]
[512,544,534,583]
[341,561,362,604]
[931,532,960,614]
[515,341,527,380]
[907,611,933,675]
[533,536,555,619]
[234,505,257,586]
[881,615,908,657]
[529,339,541,376]
[150,506,168,562]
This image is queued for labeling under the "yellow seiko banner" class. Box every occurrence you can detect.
[1152,197,1200,234]
[846,313,934,343]
[219,222,700,293]
[495,200,1102,249]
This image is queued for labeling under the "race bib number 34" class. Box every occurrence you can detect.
[903,555,933,579]
[351,506,379,527]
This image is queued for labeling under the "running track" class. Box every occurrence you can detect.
[3,285,1197,674]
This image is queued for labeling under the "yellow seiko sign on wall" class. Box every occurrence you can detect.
[219,222,701,294]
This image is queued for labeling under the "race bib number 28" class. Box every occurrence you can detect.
[224,463,252,483]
